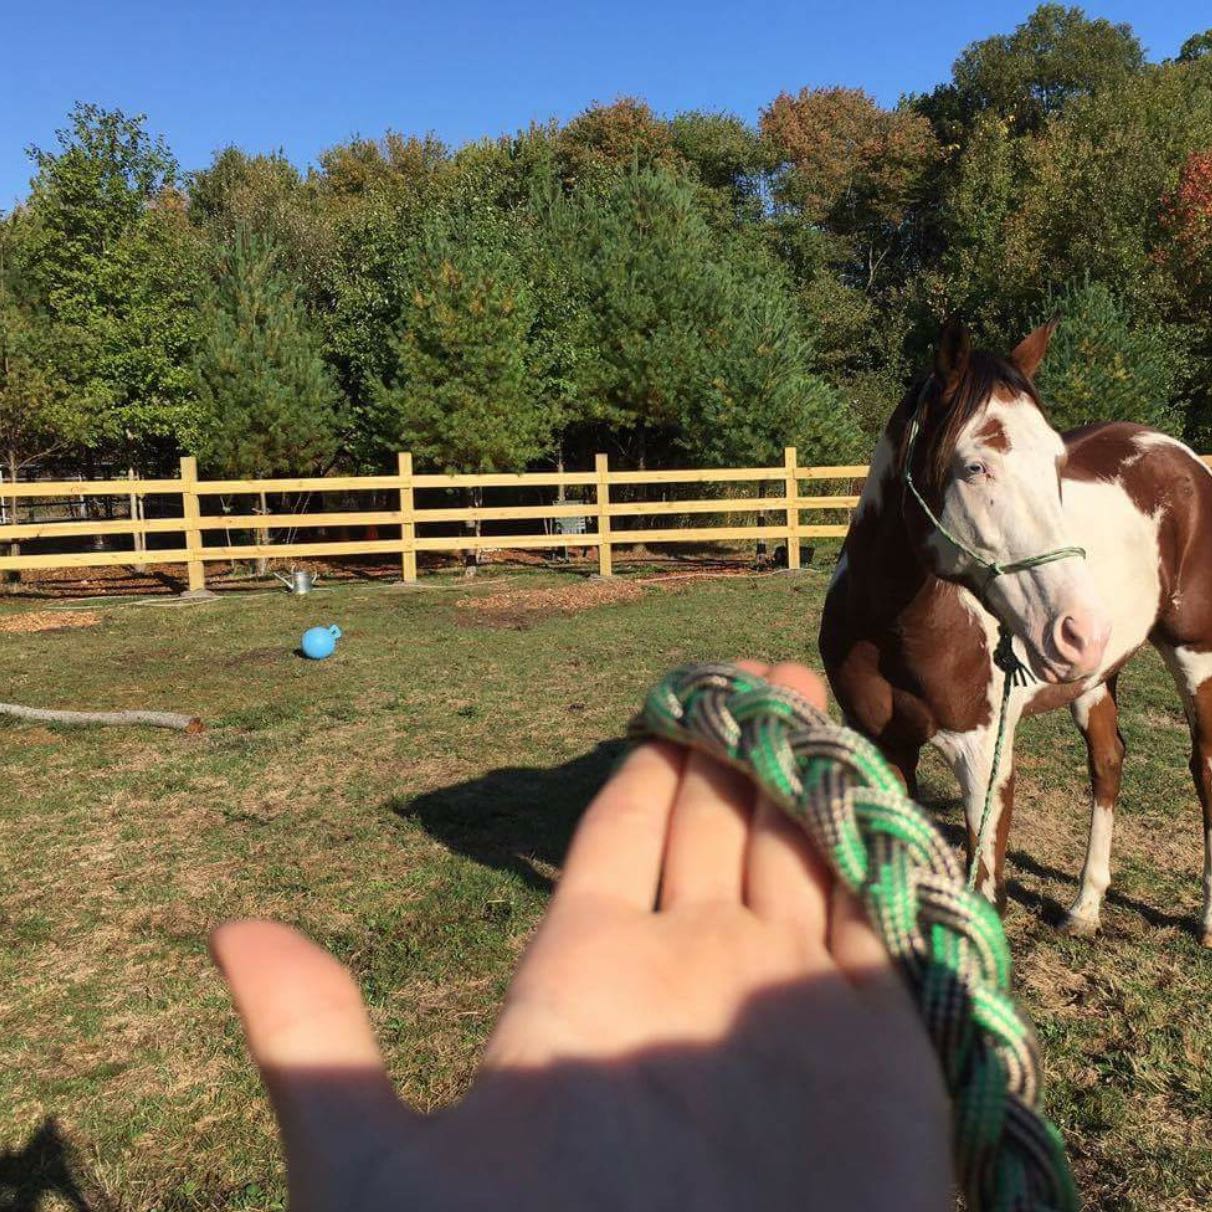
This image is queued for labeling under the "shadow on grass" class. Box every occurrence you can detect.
[922,796,1193,934]
[387,740,627,892]
[0,1117,111,1212]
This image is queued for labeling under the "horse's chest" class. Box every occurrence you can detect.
[898,589,997,733]
[1062,478,1163,674]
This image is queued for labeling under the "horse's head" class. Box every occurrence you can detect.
[901,320,1110,683]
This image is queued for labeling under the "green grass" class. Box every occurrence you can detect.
[1,563,1209,1210]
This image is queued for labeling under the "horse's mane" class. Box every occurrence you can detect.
[898,350,1044,496]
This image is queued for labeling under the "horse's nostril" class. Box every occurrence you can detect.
[1053,611,1110,671]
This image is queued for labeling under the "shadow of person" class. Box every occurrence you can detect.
[0,1117,109,1212]
[386,740,627,893]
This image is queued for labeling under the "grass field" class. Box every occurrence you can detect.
[1,563,1210,1211]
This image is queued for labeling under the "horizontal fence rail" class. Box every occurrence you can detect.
[0,448,870,589]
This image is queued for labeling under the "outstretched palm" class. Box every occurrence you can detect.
[212,663,949,1211]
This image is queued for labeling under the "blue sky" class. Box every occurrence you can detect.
[1,1,1205,209]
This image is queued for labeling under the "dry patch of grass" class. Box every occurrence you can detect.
[0,609,101,634]
[455,577,647,627]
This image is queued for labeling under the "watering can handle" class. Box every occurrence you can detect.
[273,571,292,587]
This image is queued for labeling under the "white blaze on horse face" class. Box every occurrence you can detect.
[933,396,1110,683]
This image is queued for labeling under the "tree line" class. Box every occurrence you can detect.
[1,4,1211,487]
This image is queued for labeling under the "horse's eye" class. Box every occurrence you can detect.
[965,462,986,477]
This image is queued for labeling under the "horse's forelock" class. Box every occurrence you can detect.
[901,352,1043,496]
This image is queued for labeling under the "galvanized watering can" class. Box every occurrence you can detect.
[273,569,318,595]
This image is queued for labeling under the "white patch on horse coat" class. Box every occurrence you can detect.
[1060,476,1163,684]
[1157,644,1212,701]
[1070,681,1108,731]
[1132,430,1212,475]
[851,434,895,524]
[1065,683,1116,931]
[1068,801,1115,930]
[938,398,1106,681]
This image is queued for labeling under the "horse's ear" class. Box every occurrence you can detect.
[1009,317,1059,378]
[934,318,971,396]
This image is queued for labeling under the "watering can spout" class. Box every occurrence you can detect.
[275,569,318,594]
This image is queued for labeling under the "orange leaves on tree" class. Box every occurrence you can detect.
[760,87,938,230]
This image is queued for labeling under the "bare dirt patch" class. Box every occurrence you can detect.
[0,610,101,634]
[456,579,647,628]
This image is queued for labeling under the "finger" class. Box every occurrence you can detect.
[745,663,834,943]
[556,740,684,909]
[658,746,757,907]
[211,921,410,1164]
[656,662,768,908]
[827,884,915,1010]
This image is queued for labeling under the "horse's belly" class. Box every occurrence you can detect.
[1064,478,1161,678]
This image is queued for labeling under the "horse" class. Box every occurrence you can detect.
[820,319,1212,947]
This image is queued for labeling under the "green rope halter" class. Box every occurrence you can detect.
[631,663,1079,1212]
[901,411,1086,596]
[902,403,1086,889]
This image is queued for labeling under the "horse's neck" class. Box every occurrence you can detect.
[844,422,953,625]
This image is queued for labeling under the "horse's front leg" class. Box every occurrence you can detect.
[1060,677,1124,937]
[932,723,1018,911]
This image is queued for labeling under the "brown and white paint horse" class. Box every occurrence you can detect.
[821,320,1212,947]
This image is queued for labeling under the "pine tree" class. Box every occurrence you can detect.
[376,233,548,473]
[192,232,341,477]
[1034,279,1183,435]
[560,167,861,467]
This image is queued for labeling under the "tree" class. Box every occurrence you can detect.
[1177,30,1212,64]
[1034,280,1183,435]
[0,294,91,484]
[921,4,1144,139]
[1158,149,1212,447]
[561,168,860,467]
[375,234,546,473]
[192,232,341,478]
[0,237,97,568]
[761,88,938,293]
[668,111,773,222]
[556,98,678,187]
[15,104,199,467]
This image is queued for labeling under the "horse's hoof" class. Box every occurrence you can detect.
[1059,912,1099,938]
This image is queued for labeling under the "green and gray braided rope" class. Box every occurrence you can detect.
[630,662,1078,1212]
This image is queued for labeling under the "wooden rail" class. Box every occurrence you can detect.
[0,449,865,588]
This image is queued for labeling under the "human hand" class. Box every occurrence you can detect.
[211,661,950,1211]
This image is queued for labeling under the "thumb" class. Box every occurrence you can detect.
[210,921,415,1204]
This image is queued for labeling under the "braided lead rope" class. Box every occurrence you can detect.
[969,626,1038,893]
[630,662,1078,1212]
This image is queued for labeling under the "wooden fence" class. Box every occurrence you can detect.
[0,449,868,590]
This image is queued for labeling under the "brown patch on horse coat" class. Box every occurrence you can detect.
[974,416,1011,453]
[1065,423,1212,649]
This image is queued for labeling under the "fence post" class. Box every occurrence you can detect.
[179,456,205,593]
[595,452,613,577]
[783,446,801,571]
[398,451,418,583]
[128,469,145,554]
